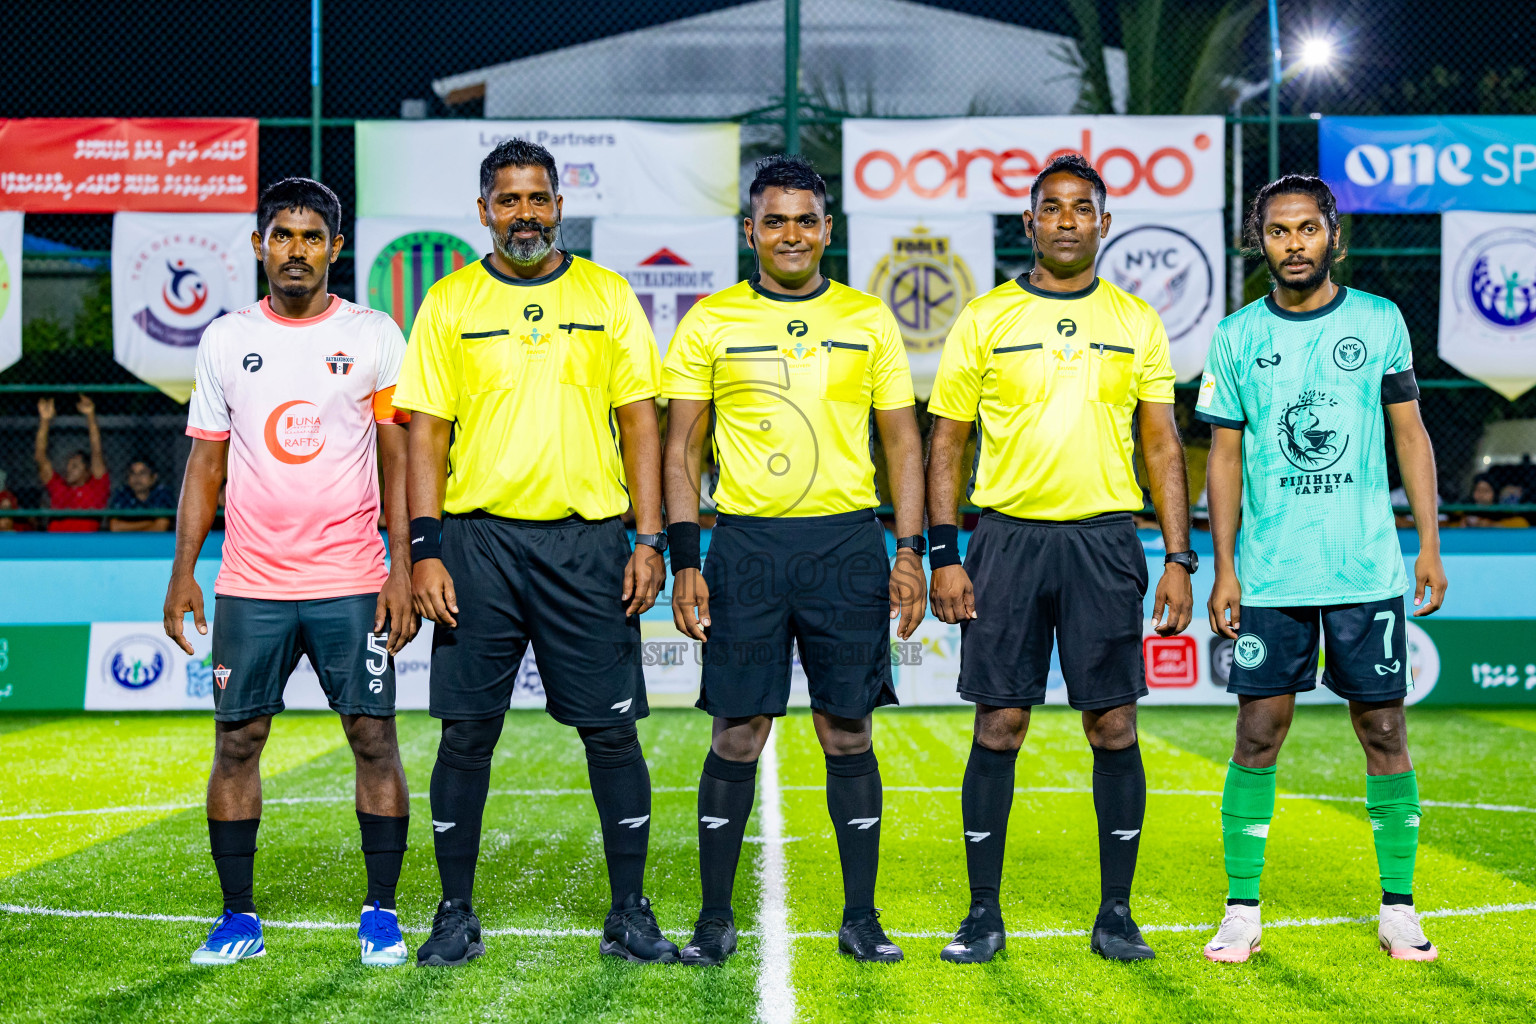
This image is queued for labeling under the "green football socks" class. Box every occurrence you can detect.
[1366,770,1421,898]
[1221,760,1277,902]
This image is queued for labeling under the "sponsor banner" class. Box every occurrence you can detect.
[111,212,256,402]
[848,214,993,398]
[842,116,1224,215]
[592,217,738,355]
[353,217,486,337]
[0,118,257,213]
[1097,209,1224,382]
[1439,211,1536,400]
[0,625,90,711]
[1320,116,1536,213]
[0,211,19,373]
[355,120,740,220]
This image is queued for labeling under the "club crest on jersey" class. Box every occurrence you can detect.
[324,351,355,375]
[1333,336,1366,371]
[213,664,232,690]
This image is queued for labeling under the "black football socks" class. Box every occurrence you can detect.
[1091,742,1147,907]
[961,741,1019,908]
[430,717,502,905]
[208,817,260,914]
[357,811,409,910]
[580,725,652,911]
[826,749,883,924]
[697,750,758,918]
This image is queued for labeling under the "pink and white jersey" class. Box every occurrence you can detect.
[187,295,408,600]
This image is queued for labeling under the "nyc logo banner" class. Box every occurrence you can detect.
[1440,210,1536,399]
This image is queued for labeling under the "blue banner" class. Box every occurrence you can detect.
[1319,116,1536,213]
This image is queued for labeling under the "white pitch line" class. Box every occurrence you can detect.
[756,727,795,1024]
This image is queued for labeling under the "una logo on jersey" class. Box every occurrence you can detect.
[264,400,326,465]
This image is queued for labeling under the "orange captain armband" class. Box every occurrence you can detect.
[372,385,410,424]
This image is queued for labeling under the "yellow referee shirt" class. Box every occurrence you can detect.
[928,276,1175,521]
[662,276,915,517]
[393,254,661,520]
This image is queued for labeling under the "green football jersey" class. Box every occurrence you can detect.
[1194,286,1419,607]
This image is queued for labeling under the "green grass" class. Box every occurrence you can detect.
[1,707,1534,1022]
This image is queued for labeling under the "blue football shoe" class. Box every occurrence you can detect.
[359,901,410,966]
[190,909,266,965]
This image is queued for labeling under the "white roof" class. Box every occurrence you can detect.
[433,0,1127,119]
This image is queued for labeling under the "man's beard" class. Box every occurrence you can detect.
[1266,240,1334,291]
[494,218,558,267]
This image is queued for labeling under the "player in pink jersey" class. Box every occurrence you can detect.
[163,179,418,967]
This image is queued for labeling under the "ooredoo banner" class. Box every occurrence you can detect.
[355,120,740,220]
[0,211,20,373]
[592,217,738,355]
[842,116,1224,214]
[847,214,994,398]
[353,217,488,337]
[1096,209,1225,382]
[111,212,257,403]
[0,118,257,213]
[1320,116,1536,213]
[1439,210,1536,400]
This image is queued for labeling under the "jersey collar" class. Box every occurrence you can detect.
[480,251,573,287]
[1014,274,1100,301]
[259,294,342,326]
[1264,284,1349,321]
[749,273,831,302]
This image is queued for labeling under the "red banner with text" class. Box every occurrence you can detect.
[0,118,257,212]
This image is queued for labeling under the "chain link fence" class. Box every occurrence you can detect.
[3,0,1532,528]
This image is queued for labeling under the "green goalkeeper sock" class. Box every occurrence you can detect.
[1221,760,1276,902]
[1366,770,1421,897]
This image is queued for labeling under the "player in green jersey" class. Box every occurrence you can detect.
[1194,175,1448,963]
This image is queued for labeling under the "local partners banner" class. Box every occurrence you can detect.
[593,217,737,356]
[1096,209,1225,381]
[353,216,488,336]
[0,211,20,373]
[1321,116,1536,213]
[356,121,740,220]
[848,214,993,398]
[111,212,256,402]
[1440,210,1536,400]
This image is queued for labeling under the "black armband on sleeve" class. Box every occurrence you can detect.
[928,524,962,569]
[409,516,443,563]
[667,521,702,574]
[1381,368,1420,405]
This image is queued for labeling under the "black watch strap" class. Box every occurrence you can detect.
[896,534,927,557]
[635,532,668,554]
[1165,550,1198,574]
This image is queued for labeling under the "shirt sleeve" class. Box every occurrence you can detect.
[392,284,460,420]
[1135,309,1176,404]
[926,304,983,422]
[186,323,231,440]
[870,304,916,410]
[607,279,662,407]
[1381,305,1420,405]
[659,304,715,400]
[371,317,411,424]
[1193,320,1245,429]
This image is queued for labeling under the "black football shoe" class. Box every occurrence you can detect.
[416,898,484,967]
[838,909,904,963]
[940,904,1007,964]
[600,895,681,963]
[680,914,738,966]
[1090,900,1156,961]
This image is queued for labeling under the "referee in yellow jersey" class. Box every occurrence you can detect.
[394,140,678,967]
[926,154,1194,965]
[663,156,926,965]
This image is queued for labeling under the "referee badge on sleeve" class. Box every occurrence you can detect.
[1197,372,1216,409]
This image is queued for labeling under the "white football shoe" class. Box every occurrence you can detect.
[1379,903,1438,961]
[1203,903,1262,963]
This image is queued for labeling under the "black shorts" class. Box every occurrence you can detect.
[957,511,1148,712]
[429,512,647,727]
[210,593,395,722]
[1227,596,1409,702]
[697,510,897,720]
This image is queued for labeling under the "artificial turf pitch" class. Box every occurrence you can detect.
[1,707,1534,1023]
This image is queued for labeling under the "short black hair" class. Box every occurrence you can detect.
[1244,174,1344,258]
[1031,153,1107,212]
[749,154,827,209]
[480,139,559,202]
[67,448,89,464]
[128,455,157,472]
[257,178,342,240]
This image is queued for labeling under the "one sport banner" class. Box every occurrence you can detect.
[0,211,21,373]
[1095,209,1225,382]
[592,216,738,356]
[1439,210,1536,400]
[352,216,488,337]
[111,212,257,403]
[847,213,994,399]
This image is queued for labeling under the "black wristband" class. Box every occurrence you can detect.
[667,521,702,574]
[409,516,443,563]
[928,524,962,569]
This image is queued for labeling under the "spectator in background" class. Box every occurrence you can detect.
[109,457,174,532]
[0,468,20,532]
[1499,482,1526,506]
[1464,474,1530,528]
[35,395,109,533]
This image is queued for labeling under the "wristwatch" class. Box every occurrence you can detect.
[896,535,927,557]
[635,532,668,554]
[1165,550,1198,574]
